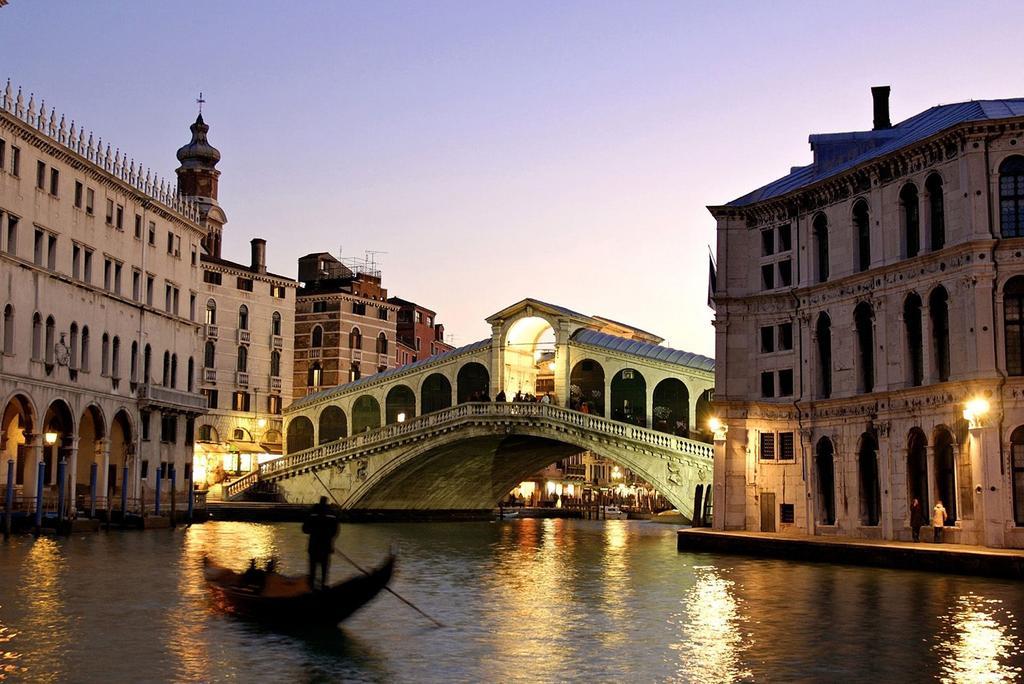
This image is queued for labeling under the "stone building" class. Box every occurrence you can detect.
[709,87,1024,548]
[387,296,454,367]
[292,252,398,400]
[0,82,207,513]
[172,112,298,489]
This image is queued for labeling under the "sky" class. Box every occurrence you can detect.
[2,1,1023,356]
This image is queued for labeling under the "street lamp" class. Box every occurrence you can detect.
[963,397,990,430]
[708,417,728,441]
[397,412,406,423]
[44,431,59,445]
[256,418,267,429]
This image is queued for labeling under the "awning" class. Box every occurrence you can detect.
[226,440,267,454]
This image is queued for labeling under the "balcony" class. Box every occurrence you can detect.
[271,334,283,350]
[307,347,322,360]
[203,367,217,383]
[204,324,219,340]
[138,383,208,412]
[377,353,389,368]
[237,329,251,345]
[236,371,249,386]
[270,375,282,392]
[351,349,362,363]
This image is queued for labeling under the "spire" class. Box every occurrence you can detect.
[175,102,226,257]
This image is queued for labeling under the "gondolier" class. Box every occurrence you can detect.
[302,496,340,590]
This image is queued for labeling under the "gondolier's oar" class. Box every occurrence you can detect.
[310,469,445,628]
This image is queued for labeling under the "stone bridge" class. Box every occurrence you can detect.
[228,299,716,516]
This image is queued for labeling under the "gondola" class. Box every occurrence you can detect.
[203,553,395,626]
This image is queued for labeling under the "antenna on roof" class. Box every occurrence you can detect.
[366,250,388,273]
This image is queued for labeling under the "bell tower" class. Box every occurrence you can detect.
[176,95,227,257]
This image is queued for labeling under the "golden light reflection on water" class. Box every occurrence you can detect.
[671,566,751,683]
[936,593,1022,684]
[598,520,629,646]
[18,537,67,683]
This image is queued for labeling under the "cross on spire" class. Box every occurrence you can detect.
[196,91,205,115]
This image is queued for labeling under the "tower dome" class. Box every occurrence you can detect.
[175,111,227,257]
[176,113,221,167]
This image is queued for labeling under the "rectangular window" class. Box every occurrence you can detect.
[312,301,327,313]
[83,248,93,283]
[0,139,5,170]
[115,205,123,230]
[104,258,112,290]
[10,146,20,176]
[761,229,775,256]
[191,245,198,266]
[780,503,795,524]
[353,302,366,316]
[33,229,44,266]
[148,221,156,246]
[236,277,253,292]
[185,417,195,447]
[105,199,114,225]
[761,264,774,291]
[761,371,775,398]
[74,181,83,208]
[203,389,219,409]
[271,284,286,298]
[232,391,250,412]
[378,307,388,321]
[6,215,17,255]
[173,287,180,315]
[72,244,81,280]
[779,432,795,461]
[167,231,174,255]
[146,275,154,306]
[49,168,59,196]
[134,214,142,239]
[85,188,94,215]
[141,411,151,441]
[777,259,792,287]
[760,326,774,354]
[132,269,141,301]
[778,223,792,252]
[165,283,172,312]
[189,293,196,321]
[778,323,793,351]
[161,414,178,444]
[114,262,123,295]
[36,161,45,189]
[47,235,56,270]
[203,270,222,285]
[778,369,794,397]
[268,395,282,415]
[760,432,775,460]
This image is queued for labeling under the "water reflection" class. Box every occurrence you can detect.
[936,593,1022,684]
[673,566,751,683]
[598,520,629,644]
[18,537,67,683]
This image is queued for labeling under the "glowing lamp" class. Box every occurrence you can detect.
[256,418,267,429]
[963,397,990,429]
[548,361,556,372]
[397,412,406,423]
[44,432,59,445]
[708,417,728,441]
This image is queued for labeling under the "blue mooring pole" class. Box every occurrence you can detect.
[34,461,44,533]
[154,466,161,516]
[4,460,13,538]
[120,464,128,517]
[169,465,177,528]
[89,462,97,519]
[56,459,66,528]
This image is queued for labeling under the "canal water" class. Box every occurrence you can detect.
[0,519,1021,683]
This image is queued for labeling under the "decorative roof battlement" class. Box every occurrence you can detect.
[0,78,204,225]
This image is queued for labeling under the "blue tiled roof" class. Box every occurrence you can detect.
[571,329,715,372]
[727,98,1024,207]
[289,338,491,410]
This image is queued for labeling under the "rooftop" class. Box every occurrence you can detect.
[571,329,715,373]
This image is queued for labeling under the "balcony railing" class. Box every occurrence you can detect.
[237,329,251,345]
[271,335,283,350]
[270,375,282,391]
[205,324,219,340]
[236,371,249,386]
[307,347,322,360]
[203,367,217,383]
[138,382,208,411]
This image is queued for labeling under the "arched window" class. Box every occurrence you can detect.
[1010,426,1024,526]
[930,286,950,382]
[308,362,323,388]
[853,200,870,272]
[111,337,121,379]
[376,332,388,355]
[272,311,282,336]
[238,305,249,331]
[349,327,362,350]
[130,341,139,383]
[858,433,881,527]
[101,333,110,376]
[204,340,215,368]
[999,155,1024,237]
[311,325,323,348]
[815,437,836,525]
[205,299,217,325]
[80,325,90,372]
[926,173,945,250]
[1005,276,1024,376]
[44,316,56,365]
[816,313,832,398]
[901,183,920,258]
[854,302,875,393]
[236,346,248,373]
[143,344,152,383]
[171,353,178,389]
[2,305,13,355]
[69,322,80,370]
[907,428,929,513]
[813,213,829,283]
[162,350,171,386]
[187,357,194,392]
[903,293,923,387]
[31,312,41,360]
[934,428,957,525]
[270,350,281,377]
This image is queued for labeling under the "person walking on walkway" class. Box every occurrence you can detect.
[302,496,340,590]
[910,497,925,542]
[932,500,948,543]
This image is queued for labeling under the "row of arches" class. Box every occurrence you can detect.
[813,426,959,529]
[308,325,389,354]
[205,300,283,335]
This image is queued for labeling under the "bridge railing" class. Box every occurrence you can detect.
[262,403,713,483]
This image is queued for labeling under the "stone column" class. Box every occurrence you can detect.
[876,423,894,539]
[603,375,612,419]
[22,434,43,507]
[96,438,110,505]
[926,445,939,521]
[553,323,570,407]
[711,425,729,530]
[644,382,654,431]
[489,323,503,398]
[64,437,79,517]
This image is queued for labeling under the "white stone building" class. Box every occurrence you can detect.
[0,82,208,514]
[710,87,1024,548]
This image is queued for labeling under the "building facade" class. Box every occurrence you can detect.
[0,83,208,514]
[710,87,1024,548]
[388,296,454,367]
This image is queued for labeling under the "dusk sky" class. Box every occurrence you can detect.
[2,1,1022,355]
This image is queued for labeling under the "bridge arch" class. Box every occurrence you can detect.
[457,363,490,403]
[287,416,315,452]
[652,378,689,436]
[502,316,556,397]
[420,373,452,415]
[694,389,714,442]
[385,385,416,424]
[352,395,382,433]
[318,405,347,444]
[569,359,605,415]
[610,368,646,426]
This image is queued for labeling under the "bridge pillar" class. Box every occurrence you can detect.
[490,323,503,397]
[645,383,654,431]
[554,322,571,406]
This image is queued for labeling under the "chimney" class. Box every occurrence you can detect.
[250,238,267,274]
[871,86,891,130]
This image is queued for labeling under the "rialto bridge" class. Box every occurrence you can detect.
[228,299,716,518]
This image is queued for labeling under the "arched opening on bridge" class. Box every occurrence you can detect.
[907,427,929,513]
[286,416,314,453]
[318,405,347,444]
[652,378,689,437]
[694,389,714,443]
[76,405,106,498]
[42,399,75,489]
[857,432,880,526]
[352,395,382,433]
[386,385,417,424]
[503,316,555,398]
[1,394,35,488]
[934,426,957,525]
[108,410,132,502]
[569,359,604,415]
[457,363,490,403]
[610,369,646,426]
[815,437,836,525]
[421,373,452,415]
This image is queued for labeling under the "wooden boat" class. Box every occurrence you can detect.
[203,554,395,626]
